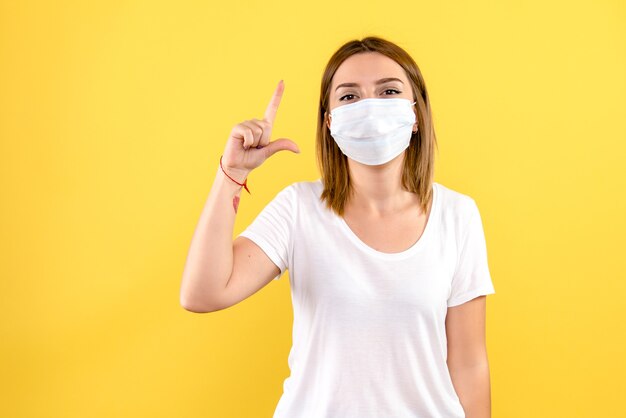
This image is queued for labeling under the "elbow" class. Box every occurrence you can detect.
[179,273,229,313]
[180,292,218,313]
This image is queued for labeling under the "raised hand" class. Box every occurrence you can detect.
[220,80,300,182]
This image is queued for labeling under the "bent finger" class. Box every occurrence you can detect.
[253,118,272,148]
[240,120,263,148]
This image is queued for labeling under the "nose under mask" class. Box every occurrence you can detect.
[329,98,417,165]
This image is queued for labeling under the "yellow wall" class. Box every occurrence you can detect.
[1,0,625,416]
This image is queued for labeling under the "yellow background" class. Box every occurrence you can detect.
[1,0,625,417]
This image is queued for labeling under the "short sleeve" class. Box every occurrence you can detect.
[447,199,496,307]
[238,184,295,280]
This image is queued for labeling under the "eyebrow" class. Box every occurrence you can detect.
[335,77,404,91]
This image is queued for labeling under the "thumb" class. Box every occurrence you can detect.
[264,138,300,158]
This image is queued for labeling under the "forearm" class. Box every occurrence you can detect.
[448,361,492,418]
[179,166,247,311]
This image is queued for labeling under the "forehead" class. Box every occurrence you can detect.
[331,52,408,87]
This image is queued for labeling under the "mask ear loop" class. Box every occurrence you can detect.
[411,101,418,133]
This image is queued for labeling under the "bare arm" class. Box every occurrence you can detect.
[179,167,257,312]
[446,295,492,418]
[179,80,299,312]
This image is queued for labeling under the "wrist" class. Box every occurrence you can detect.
[221,166,249,184]
[219,156,251,194]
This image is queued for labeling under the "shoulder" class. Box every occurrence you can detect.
[263,179,324,215]
[287,178,323,193]
[434,182,481,228]
[279,178,323,201]
[435,182,477,211]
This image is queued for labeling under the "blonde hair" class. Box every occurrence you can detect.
[316,36,438,216]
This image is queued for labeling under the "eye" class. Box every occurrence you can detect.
[339,94,357,101]
[383,89,401,95]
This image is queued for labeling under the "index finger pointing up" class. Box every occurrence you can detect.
[264,80,284,124]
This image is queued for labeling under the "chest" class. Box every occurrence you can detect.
[288,189,456,311]
[341,207,429,254]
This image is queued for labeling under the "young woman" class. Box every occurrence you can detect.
[180,36,496,418]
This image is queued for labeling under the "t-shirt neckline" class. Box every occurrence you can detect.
[334,182,439,260]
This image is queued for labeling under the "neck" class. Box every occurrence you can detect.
[347,152,415,215]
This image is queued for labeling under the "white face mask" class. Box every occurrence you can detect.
[329,98,417,166]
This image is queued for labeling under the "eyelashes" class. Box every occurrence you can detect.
[339,89,402,101]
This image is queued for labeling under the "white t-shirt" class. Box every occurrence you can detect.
[239,179,496,418]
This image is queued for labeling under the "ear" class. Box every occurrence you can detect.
[326,112,331,130]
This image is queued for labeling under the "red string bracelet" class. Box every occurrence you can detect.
[219,156,250,194]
